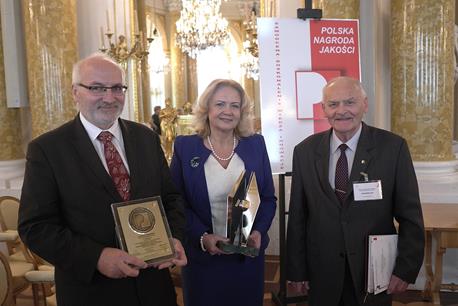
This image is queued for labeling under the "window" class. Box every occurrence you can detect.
[147,19,168,109]
[197,32,243,96]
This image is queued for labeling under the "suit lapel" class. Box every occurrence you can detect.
[191,138,213,223]
[345,123,375,204]
[315,130,339,205]
[71,116,121,201]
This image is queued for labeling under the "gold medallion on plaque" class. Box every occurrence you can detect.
[111,196,176,264]
[128,207,155,234]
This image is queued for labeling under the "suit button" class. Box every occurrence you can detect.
[339,252,345,258]
[341,220,348,225]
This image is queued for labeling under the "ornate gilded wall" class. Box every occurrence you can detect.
[167,12,186,107]
[313,0,359,19]
[186,57,197,107]
[137,0,151,122]
[391,0,455,161]
[21,0,78,138]
[0,16,24,160]
[454,2,458,141]
[260,0,276,17]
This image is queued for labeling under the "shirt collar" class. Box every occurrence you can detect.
[79,113,122,142]
[330,123,362,154]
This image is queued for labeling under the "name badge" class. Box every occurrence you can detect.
[353,180,383,201]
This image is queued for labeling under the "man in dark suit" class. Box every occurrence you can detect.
[151,105,161,135]
[286,77,424,306]
[18,53,187,306]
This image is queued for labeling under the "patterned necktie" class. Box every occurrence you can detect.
[97,131,131,201]
[335,144,349,204]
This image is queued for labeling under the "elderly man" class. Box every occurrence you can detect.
[18,53,187,306]
[286,77,425,306]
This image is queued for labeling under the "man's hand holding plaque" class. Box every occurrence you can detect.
[216,170,261,257]
[111,197,180,266]
[153,238,187,270]
[97,247,148,278]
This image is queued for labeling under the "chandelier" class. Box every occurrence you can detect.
[240,6,259,80]
[175,0,229,59]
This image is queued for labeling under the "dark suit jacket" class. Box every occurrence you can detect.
[18,115,185,306]
[286,123,425,306]
[152,113,161,135]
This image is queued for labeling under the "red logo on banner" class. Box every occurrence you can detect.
[309,20,360,79]
[295,70,341,133]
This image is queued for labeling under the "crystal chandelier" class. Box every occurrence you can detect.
[240,6,259,80]
[175,0,229,59]
[240,50,259,80]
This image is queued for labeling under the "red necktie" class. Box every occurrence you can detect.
[335,144,348,204]
[97,131,131,201]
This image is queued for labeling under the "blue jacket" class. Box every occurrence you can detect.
[170,134,277,262]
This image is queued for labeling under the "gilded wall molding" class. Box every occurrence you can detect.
[391,0,455,161]
[21,0,78,138]
[0,18,24,160]
[313,0,359,19]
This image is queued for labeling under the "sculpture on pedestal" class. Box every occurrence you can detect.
[160,98,178,161]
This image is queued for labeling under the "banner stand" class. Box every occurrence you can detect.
[297,0,322,20]
[270,2,321,305]
[271,173,309,306]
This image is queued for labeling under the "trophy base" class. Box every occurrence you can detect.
[216,241,259,257]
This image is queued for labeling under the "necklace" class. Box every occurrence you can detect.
[207,135,236,161]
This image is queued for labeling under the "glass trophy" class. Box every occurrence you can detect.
[216,170,261,257]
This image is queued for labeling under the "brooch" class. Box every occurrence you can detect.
[190,156,200,168]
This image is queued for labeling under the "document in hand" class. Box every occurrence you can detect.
[367,234,398,295]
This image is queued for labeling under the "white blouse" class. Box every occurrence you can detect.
[204,154,245,237]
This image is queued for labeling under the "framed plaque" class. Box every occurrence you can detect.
[111,196,176,265]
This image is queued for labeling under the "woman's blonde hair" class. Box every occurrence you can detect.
[193,79,254,138]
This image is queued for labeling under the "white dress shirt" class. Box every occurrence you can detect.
[79,113,130,174]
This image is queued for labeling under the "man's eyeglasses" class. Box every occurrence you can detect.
[77,83,128,96]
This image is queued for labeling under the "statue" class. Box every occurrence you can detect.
[160,98,178,161]
[108,35,129,63]
[183,101,193,115]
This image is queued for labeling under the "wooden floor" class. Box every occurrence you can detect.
[14,286,458,306]
[263,287,458,306]
[15,255,458,306]
[180,289,458,306]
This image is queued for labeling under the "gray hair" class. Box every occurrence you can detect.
[72,52,126,84]
[322,76,367,100]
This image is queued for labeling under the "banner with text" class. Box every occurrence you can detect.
[258,18,360,173]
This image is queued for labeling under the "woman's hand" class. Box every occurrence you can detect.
[247,230,261,250]
[202,233,231,255]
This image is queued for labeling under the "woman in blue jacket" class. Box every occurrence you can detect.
[170,79,276,306]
